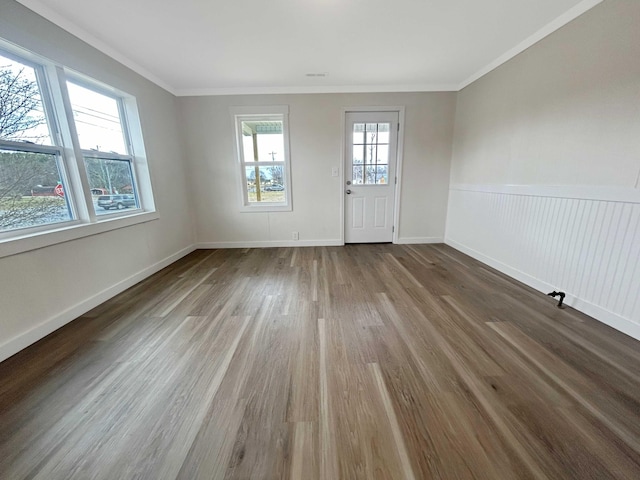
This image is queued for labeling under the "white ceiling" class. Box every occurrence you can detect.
[17,0,601,96]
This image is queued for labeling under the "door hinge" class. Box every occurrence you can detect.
[395,176,397,185]
[392,226,395,233]
[397,123,400,132]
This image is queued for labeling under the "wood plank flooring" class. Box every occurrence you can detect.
[1,244,639,479]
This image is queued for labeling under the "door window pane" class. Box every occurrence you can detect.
[84,157,138,215]
[353,123,365,144]
[352,166,364,184]
[351,121,392,184]
[365,166,377,184]
[376,165,388,184]
[376,145,389,165]
[377,124,390,144]
[67,82,127,154]
[353,144,364,164]
[0,149,72,231]
[0,54,52,145]
[365,144,377,167]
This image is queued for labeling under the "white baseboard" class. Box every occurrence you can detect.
[198,238,444,248]
[445,238,640,341]
[396,236,443,245]
[0,244,196,363]
[196,239,344,249]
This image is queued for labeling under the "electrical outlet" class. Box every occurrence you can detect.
[292,231,299,240]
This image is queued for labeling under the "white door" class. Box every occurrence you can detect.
[345,111,399,243]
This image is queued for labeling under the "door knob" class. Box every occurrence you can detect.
[346,189,352,194]
[346,180,352,185]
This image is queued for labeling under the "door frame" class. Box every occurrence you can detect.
[340,106,406,244]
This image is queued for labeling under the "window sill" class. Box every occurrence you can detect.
[0,210,159,259]
[240,204,292,213]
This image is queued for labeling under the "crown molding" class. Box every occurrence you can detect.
[175,83,459,97]
[16,0,177,95]
[18,0,603,97]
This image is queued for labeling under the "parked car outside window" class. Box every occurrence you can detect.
[97,195,136,210]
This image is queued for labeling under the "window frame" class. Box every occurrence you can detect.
[231,106,292,213]
[64,74,147,219]
[0,39,157,258]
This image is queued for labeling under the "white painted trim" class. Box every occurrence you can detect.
[393,107,406,244]
[16,0,602,97]
[197,240,343,249]
[339,110,346,245]
[0,211,160,259]
[459,0,603,90]
[17,0,604,97]
[340,107,405,245]
[396,237,443,245]
[176,84,459,97]
[15,0,177,95]
[445,238,640,341]
[0,244,196,363]
[450,184,640,203]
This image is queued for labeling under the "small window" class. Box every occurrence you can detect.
[231,106,292,212]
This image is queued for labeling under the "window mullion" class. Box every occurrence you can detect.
[51,66,96,222]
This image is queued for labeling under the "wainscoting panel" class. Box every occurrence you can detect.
[446,185,640,340]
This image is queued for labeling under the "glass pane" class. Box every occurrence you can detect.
[242,134,256,162]
[67,82,127,154]
[364,166,377,184]
[0,54,52,144]
[365,123,379,144]
[245,165,286,203]
[0,149,72,231]
[376,145,389,165]
[84,157,139,215]
[352,166,363,185]
[240,120,284,162]
[376,165,389,184]
[377,123,390,143]
[364,144,377,166]
[353,144,364,164]
[352,123,364,144]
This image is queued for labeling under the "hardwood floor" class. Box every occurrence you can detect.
[1,244,639,479]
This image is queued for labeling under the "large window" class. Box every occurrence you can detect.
[0,53,74,231]
[231,106,292,212]
[67,81,139,215]
[0,41,155,251]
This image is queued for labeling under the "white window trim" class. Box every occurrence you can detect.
[0,39,157,258]
[230,105,292,213]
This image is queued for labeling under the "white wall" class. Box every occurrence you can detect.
[447,0,640,338]
[0,0,195,361]
[179,92,455,247]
